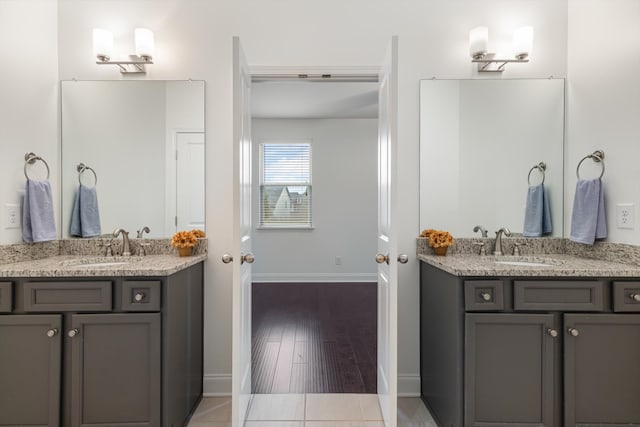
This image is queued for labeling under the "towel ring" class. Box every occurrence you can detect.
[24,152,50,180]
[527,162,546,185]
[77,163,98,187]
[576,150,605,179]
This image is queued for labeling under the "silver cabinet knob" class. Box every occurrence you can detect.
[46,328,58,338]
[397,254,409,264]
[67,328,80,338]
[241,253,255,264]
[480,292,492,301]
[134,292,145,302]
[568,327,579,337]
[630,293,640,302]
[221,254,233,264]
[547,328,558,338]
[376,253,389,264]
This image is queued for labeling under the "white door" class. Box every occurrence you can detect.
[376,36,399,427]
[231,36,254,427]
[176,132,205,231]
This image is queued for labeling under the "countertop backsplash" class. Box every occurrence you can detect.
[0,238,207,265]
[417,236,640,267]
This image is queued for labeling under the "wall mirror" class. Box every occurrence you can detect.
[61,80,205,239]
[419,78,565,238]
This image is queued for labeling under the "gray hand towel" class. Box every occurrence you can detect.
[570,178,607,245]
[22,179,57,243]
[523,184,553,237]
[69,184,102,237]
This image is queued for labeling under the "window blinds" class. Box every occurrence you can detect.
[260,143,312,227]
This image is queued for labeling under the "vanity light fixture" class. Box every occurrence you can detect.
[469,26,533,72]
[93,28,154,74]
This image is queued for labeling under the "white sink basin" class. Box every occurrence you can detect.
[61,257,142,268]
[494,260,553,267]
[74,261,131,268]
[492,256,563,268]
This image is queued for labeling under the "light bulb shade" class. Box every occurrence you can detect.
[469,26,488,59]
[93,28,113,61]
[513,26,533,59]
[135,28,154,60]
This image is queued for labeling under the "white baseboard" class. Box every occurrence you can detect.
[252,273,377,283]
[203,374,232,396]
[202,373,420,397]
[398,374,421,397]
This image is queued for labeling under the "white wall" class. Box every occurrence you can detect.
[46,0,567,396]
[567,0,640,245]
[0,0,59,244]
[251,119,377,283]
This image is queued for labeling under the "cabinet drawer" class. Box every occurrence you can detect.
[23,281,112,312]
[0,282,12,312]
[514,280,604,311]
[465,280,504,311]
[613,282,640,312]
[122,280,161,312]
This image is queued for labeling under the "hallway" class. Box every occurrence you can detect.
[252,283,377,394]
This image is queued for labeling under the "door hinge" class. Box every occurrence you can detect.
[175,216,177,226]
[175,150,178,160]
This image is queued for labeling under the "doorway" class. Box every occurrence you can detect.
[249,78,379,395]
[231,35,399,427]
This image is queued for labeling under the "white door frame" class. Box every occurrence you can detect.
[232,44,399,427]
[165,129,205,236]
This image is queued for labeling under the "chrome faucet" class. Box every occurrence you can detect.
[473,225,488,237]
[493,227,512,256]
[136,226,151,239]
[113,228,132,256]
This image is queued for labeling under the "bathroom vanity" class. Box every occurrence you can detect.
[0,254,205,427]
[419,253,640,427]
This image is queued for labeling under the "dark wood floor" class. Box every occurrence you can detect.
[251,282,377,394]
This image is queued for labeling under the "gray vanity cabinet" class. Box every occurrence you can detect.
[68,313,161,427]
[0,314,62,427]
[465,313,556,427]
[564,314,640,427]
[420,261,640,427]
[0,261,204,427]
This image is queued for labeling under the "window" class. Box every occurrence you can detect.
[260,142,312,228]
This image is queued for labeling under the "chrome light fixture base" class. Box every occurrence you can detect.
[96,54,153,74]
[472,52,529,73]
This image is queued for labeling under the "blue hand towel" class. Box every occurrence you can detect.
[523,184,553,237]
[570,178,607,245]
[22,179,57,243]
[69,184,102,237]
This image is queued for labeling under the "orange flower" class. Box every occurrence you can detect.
[191,229,206,238]
[171,230,197,249]
[420,228,437,238]
[426,229,454,248]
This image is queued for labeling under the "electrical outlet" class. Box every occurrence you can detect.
[5,204,20,229]
[616,203,635,229]
[335,256,342,265]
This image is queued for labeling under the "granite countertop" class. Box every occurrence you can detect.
[0,254,207,278]
[417,253,640,277]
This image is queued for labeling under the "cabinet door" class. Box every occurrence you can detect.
[564,314,640,427]
[0,315,61,427]
[465,313,557,427]
[69,313,160,427]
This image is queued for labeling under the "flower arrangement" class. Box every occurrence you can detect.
[191,229,206,238]
[171,230,198,249]
[420,229,455,248]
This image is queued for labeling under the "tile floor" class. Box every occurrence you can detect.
[188,394,437,427]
